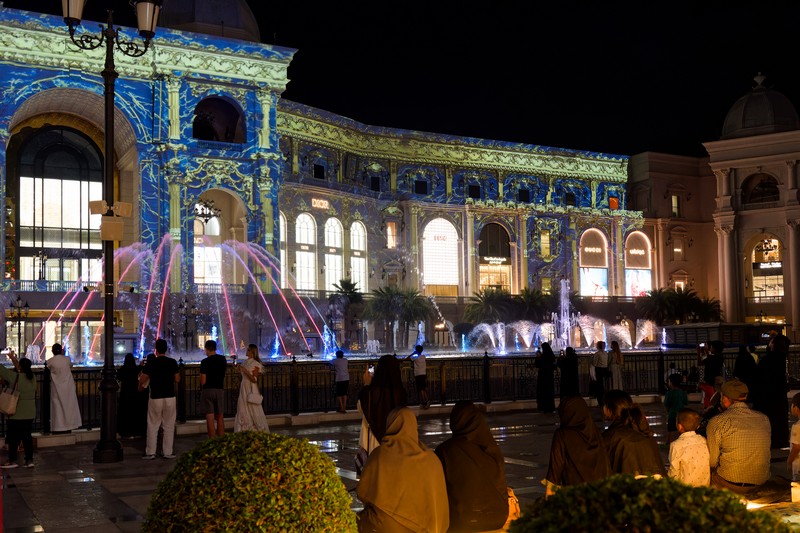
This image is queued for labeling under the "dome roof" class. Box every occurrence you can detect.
[159,0,261,42]
[721,73,800,139]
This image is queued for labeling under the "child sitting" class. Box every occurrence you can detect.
[787,393,800,480]
[664,373,688,443]
[668,408,710,486]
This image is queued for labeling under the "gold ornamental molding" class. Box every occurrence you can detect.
[0,10,291,90]
[277,111,628,182]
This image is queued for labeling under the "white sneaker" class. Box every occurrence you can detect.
[24,462,34,468]
[1,462,18,469]
[142,454,156,460]
[163,454,176,459]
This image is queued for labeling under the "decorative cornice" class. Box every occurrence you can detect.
[0,9,292,91]
[277,109,629,182]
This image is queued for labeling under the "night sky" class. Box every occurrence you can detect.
[8,2,800,157]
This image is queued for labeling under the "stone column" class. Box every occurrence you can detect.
[168,179,183,293]
[715,224,735,322]
[167,77,182,140]
[519,217,528,289]
[787,219,800,341]
[466,210,475,293]
[410,206,420,289]
[256,89,272,149]
[787,161,798,205]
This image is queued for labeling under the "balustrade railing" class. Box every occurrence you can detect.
[0,349,791,437]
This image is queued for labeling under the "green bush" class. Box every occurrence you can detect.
[509,475,789,533]
[143,432,357,532]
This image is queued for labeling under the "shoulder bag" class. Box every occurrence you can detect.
[0,373,20,416]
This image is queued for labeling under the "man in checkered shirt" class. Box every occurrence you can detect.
[707,379,771,495]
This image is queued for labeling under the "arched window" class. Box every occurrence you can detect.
[279,212,287,289]
[13,127,103,283]
[742,173,780,204]
[192,96,245,143]
[193,206,222,285]
[751,238,783,300]
[423,218,459,296]
[294,213,316,291]
[350,222,368,293]
[579,229,609,297]
[478,222,510,293]
[324,218,343,291]
[624,231,652,297]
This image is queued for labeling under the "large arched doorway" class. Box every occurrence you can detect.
[579,229,609,297]
[478,222,511,292]
[422,218,459,296]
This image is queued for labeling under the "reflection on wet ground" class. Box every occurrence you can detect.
[5,398,769,532]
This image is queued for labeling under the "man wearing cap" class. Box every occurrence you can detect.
[706,378,771,494]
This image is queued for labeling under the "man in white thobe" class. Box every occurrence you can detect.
[48,343,82,432]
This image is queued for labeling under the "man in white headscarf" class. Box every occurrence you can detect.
[48,343,82,432]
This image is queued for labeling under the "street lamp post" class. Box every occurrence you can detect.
[10,295,30,355]
[61,0,162,463]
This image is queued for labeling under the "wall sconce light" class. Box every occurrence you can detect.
[745,276,749,289]
[689,278,695,287]
[321,264,326,275]
[665,238,672,246]
[402,267,407,279]
[381,268,386,279]
[686,192,692,202]
[291,263,296,273]
[346,269,351,278]
[687,238,694,248]
[370,268,375,278]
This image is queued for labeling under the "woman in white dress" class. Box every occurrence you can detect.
[609,340,625,391]
[234,344,269,432]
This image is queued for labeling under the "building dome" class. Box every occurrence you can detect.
[159,0,261,42]
[721,73,800,139]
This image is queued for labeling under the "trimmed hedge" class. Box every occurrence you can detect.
[143,432,357,532]
[509,475,789,533]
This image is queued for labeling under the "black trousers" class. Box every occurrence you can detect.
[6,418,34,462]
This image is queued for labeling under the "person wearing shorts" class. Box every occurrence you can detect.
[333,350,349,413]
[200,339,228,438]
[407,345,429,409]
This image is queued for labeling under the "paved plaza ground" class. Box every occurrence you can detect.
[2,396,795,532]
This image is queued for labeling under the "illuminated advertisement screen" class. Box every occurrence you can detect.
[625,269,652,296]
[580,267,608,296]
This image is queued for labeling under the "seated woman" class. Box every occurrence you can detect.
[434,401,508,532]
[357,407,449,533]
[544,396,610,496]
[602,389,665,476]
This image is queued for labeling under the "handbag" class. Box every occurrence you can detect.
[247,391,263,405]
[0,374,20,416]
[354,446,369,477]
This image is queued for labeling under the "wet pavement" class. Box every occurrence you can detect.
[1,396,793,532]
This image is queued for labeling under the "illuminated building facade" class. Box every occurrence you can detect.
[5,5,794,352]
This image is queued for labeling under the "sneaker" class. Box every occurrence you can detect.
[0,462,18,469]
[142,454,156,460]
[163,454,176,459]
[24,462,34,468]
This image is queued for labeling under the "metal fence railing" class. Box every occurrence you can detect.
[0,348,795,437]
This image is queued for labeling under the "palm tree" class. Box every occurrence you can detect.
[398,289,433,349]
[695,296,723,322]
[329,278,364,346]
[636,288,673,325]
[362,286,403,351]
[463,288,514,324]
[514,287,551,322]
[668,287,702,324]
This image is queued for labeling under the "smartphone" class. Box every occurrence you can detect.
[368,364,374,375]
[699,343,705,348]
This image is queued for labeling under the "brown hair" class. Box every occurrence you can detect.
[677,408,701,432]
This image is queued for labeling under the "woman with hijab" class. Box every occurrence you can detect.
[435,401,508,532]
[557,347,580,398]
[357,407,449,533]
[609,340,624,390]
[535,343,556,413]
[358,354,408,455]
[602,389,664,476]
[116,353,147,438]
[234,344,270,432]
[544,396,610,496]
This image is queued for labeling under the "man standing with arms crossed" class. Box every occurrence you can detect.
[201,340,228,438]
[139,338,180,459]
